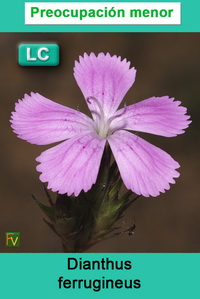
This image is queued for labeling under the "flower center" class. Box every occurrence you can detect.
[87,96,126,138]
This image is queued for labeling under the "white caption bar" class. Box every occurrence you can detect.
[25,2,181,25]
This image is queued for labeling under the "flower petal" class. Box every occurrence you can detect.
[10,92,94,145]
[108,130,180,197]
[36,131,106,196]
[74,52,136,118]
[111,96,191,137]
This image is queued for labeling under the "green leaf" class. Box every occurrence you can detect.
[32,195,54,221]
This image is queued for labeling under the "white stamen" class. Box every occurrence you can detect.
[86,96,127,138]
[87,96,105,119]
[107,104,127,127]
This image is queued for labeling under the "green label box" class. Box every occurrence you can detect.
[18,44,60,66]
[5,232,20,247]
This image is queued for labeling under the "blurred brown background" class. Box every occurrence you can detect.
[0,33,199,252]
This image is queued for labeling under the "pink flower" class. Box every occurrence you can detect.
[11,53,191,197]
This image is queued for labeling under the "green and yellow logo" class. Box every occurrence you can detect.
[5,232,20,247]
